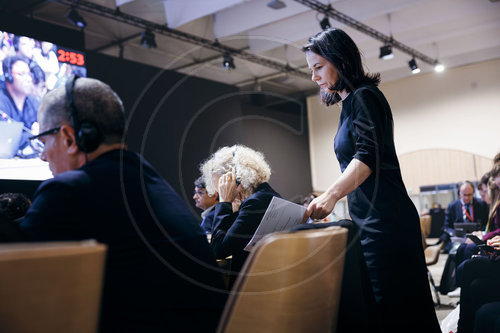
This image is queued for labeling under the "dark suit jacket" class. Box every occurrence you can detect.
[444,198,489,234]
[210,182,280,273]
[200,206,216,234]
[20,150,227,332]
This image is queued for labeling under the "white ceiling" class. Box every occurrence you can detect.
[15,0,500,97]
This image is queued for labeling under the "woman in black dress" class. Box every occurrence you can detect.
[303,28,440,332]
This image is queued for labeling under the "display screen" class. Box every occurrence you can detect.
[0,31,87,180]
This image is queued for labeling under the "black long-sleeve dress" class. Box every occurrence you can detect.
[334,83,440,332]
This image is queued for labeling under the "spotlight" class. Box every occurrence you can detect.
[222,54,235,70]
[434,63,445,72]
[140,30,157,48]
[267,0,286,9]
[408,58,420,74]
[379,44,394,60]
[67,8,87,28]
[320,16,331,30]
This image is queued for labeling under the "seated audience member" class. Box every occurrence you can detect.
[19,76,226,332]
[478,171,492,204]
[455,175,500,289]
[0,55,40,155]
[200,145,281,276]
[474,301,500,333]
[457,240,500,333]
[440,181,489,253]
[0,192,31,241]
[193,176,219,234]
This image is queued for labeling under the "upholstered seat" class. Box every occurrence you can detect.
[0,240,106,333]
[217,227,348,333]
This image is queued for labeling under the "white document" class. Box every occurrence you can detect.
[244,196,307,251]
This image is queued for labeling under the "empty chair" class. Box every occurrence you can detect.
[420,217,444,306]
[217,227,348,333]
[420,215,432,239]
[0,240,106,333]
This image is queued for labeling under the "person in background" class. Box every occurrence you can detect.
[0,55,39,156]
[19,76,226,332]
[455,174,500,292]
[201,144,281,279]
[193,176,219,234]
[441,181,489,253]
[32,41,59,90]
[12,36,35,63]
[478,171,491,204]
[457,235,500,333]
[302,28,440,332]
[30,63,47,103]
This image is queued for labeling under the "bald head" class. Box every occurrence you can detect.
[459,181,475,204]
[39,77,125,145]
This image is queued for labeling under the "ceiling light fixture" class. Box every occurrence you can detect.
[267,0,287,9]
[140,29,157,48]
[409,58,420,74]
[434,63,445,73]
[320,16,331,30]
[379,44,394,60]
[222,54,235,70]
[67,8,87,28]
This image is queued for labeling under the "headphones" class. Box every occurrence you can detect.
[65,75,101,153]
[3,56,14,84]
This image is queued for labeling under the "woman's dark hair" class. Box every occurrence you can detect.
[302,28,380,105]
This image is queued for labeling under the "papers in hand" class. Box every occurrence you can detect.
[244,196,306,251]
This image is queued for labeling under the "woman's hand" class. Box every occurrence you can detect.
[303,191,337,222]
[218,169,239,203]
[487,236,500,250]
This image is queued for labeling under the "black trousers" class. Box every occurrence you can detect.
[458,256,500,333]
[475,302,500,333]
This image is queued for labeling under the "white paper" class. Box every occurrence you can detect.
[244,196,306,251]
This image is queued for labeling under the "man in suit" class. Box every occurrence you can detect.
[19,76,226,332]
[193,176,219,234]
[441,181,489,252]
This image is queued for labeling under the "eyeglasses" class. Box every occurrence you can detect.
[28,127,60,155]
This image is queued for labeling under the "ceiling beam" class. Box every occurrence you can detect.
[172,46,249,71]
[91,32,141,52]
[50,0,310,80]
[293,0,439,66]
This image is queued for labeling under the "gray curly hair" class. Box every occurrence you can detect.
[200,144,271,196]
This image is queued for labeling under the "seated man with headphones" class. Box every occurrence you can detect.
[18,76,227,332]
[0,55,40,156]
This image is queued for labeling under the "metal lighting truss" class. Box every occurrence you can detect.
[293,0,439,66]
[50,0,311,80]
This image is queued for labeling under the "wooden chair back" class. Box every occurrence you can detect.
[0,240,107,333]
[217,226,348,333]
[420,215,432,241]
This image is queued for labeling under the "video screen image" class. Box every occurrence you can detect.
[0,31,87,180]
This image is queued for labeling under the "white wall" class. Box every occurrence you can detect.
[307,58,500,192]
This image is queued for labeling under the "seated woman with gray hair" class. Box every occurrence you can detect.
[201,144,281,278]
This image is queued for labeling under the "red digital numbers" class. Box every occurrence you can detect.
[57,49,85,66]
[57,49,65,61]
